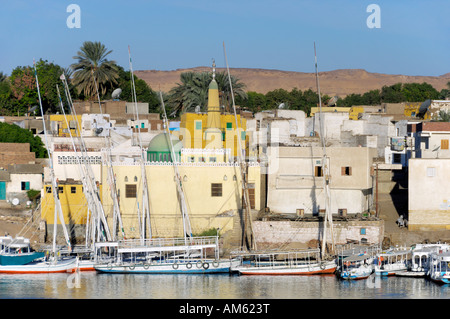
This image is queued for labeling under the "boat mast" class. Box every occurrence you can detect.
[33,60,71,256]
[223,42,255,251]
[128,45,151,241]
[60,73,114,243]
[314,43,335,258]
[158,91,193,242]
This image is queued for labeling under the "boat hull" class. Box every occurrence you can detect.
[95,259,238,274]
[0,252,45,266]
[430,272,450,284]
[0,258,77,274]
[233,261,336,276]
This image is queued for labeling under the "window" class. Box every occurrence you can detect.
[125,184,137,198]
[241,131,246,140]
[338,209,347,217]
[71,186,77,194]
[211,183,222,197]
[441,139,449,150]
[314,166,323,177]
[209,157,216,162]
[393,154,402,164]
[341,167,352,176]
[427,167,436,177]
[46,186,52,193]
[360,228,366,235]
[141,123,145,129]
[195,121,202,130]
[21,181,30,191]
[58,187,64,193]
[226,122,233,130]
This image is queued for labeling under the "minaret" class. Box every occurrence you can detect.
[204,59,222,149]
[206,60,221,129]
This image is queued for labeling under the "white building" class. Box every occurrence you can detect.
[266,146,377,217]
[408,158,450,230]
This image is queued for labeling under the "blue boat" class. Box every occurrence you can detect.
[0,236,45,266]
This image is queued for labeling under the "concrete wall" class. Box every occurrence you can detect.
[409,158,450,230]
[252,220,384,247]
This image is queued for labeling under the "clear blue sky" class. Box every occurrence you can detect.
[0,0,448,76]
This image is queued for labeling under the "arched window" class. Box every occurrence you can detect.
[124,176,128,182]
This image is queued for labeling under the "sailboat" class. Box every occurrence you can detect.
[94,48,238,274]
[225,42,336,276]
[0,61,78,274]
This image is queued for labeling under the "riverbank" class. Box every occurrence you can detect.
[1,188,449,250]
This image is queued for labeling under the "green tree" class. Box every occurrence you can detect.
[237,91,266,113]
[113,65,160,113]
[381,83,404,103]
[265,88,291,109]
[167,70,246,117]
[7,59,71,115]
[401,82,439,102]
[71,41,119,99]
[0,122,47,158]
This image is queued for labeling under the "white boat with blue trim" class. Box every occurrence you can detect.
[429,251,450,284]
[94,236,237,274]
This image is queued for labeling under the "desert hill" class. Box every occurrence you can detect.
[135,67,450,98]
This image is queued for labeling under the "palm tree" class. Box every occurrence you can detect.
[167,70,247,116]
[70,41,119,99]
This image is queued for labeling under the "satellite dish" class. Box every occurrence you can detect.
[94,128,103,135]
[418,99,431,115]
[12,198,19,206]
[195,105,201,113]
[278,103,285,109]
[112,88,122,100]
[328,96,338,106]
[27,105,38,114]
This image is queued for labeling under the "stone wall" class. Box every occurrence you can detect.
[252,220,384,248]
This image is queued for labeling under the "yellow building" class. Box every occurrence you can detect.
[404,102,430,119]
[179,62,247,158]
[40,181,99,237]
[101,162,263,239]
[310,106,351,117]
[49,114,82,137]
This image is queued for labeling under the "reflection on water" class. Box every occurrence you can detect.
[0,272,449,299]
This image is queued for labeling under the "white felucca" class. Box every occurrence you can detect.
[0,61,77,274]
[228,42,336,275]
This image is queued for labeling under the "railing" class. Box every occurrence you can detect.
[117,236,218,252]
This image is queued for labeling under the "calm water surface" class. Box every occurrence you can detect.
[0,272,449,299]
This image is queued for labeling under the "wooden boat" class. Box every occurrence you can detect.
[0,236,45,266]
[373,249,410,276]
[338,254,374,280]
[0,257,77,274]
[429,252,450,284]
[397,244,449,277]
[230,249,336,276]
[94,236,237,274]
[0,235,77,274]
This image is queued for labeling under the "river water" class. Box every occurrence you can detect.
[0,271,448,299]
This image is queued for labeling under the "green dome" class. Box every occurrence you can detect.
[148,133,182,153]
[147,133,182,162]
